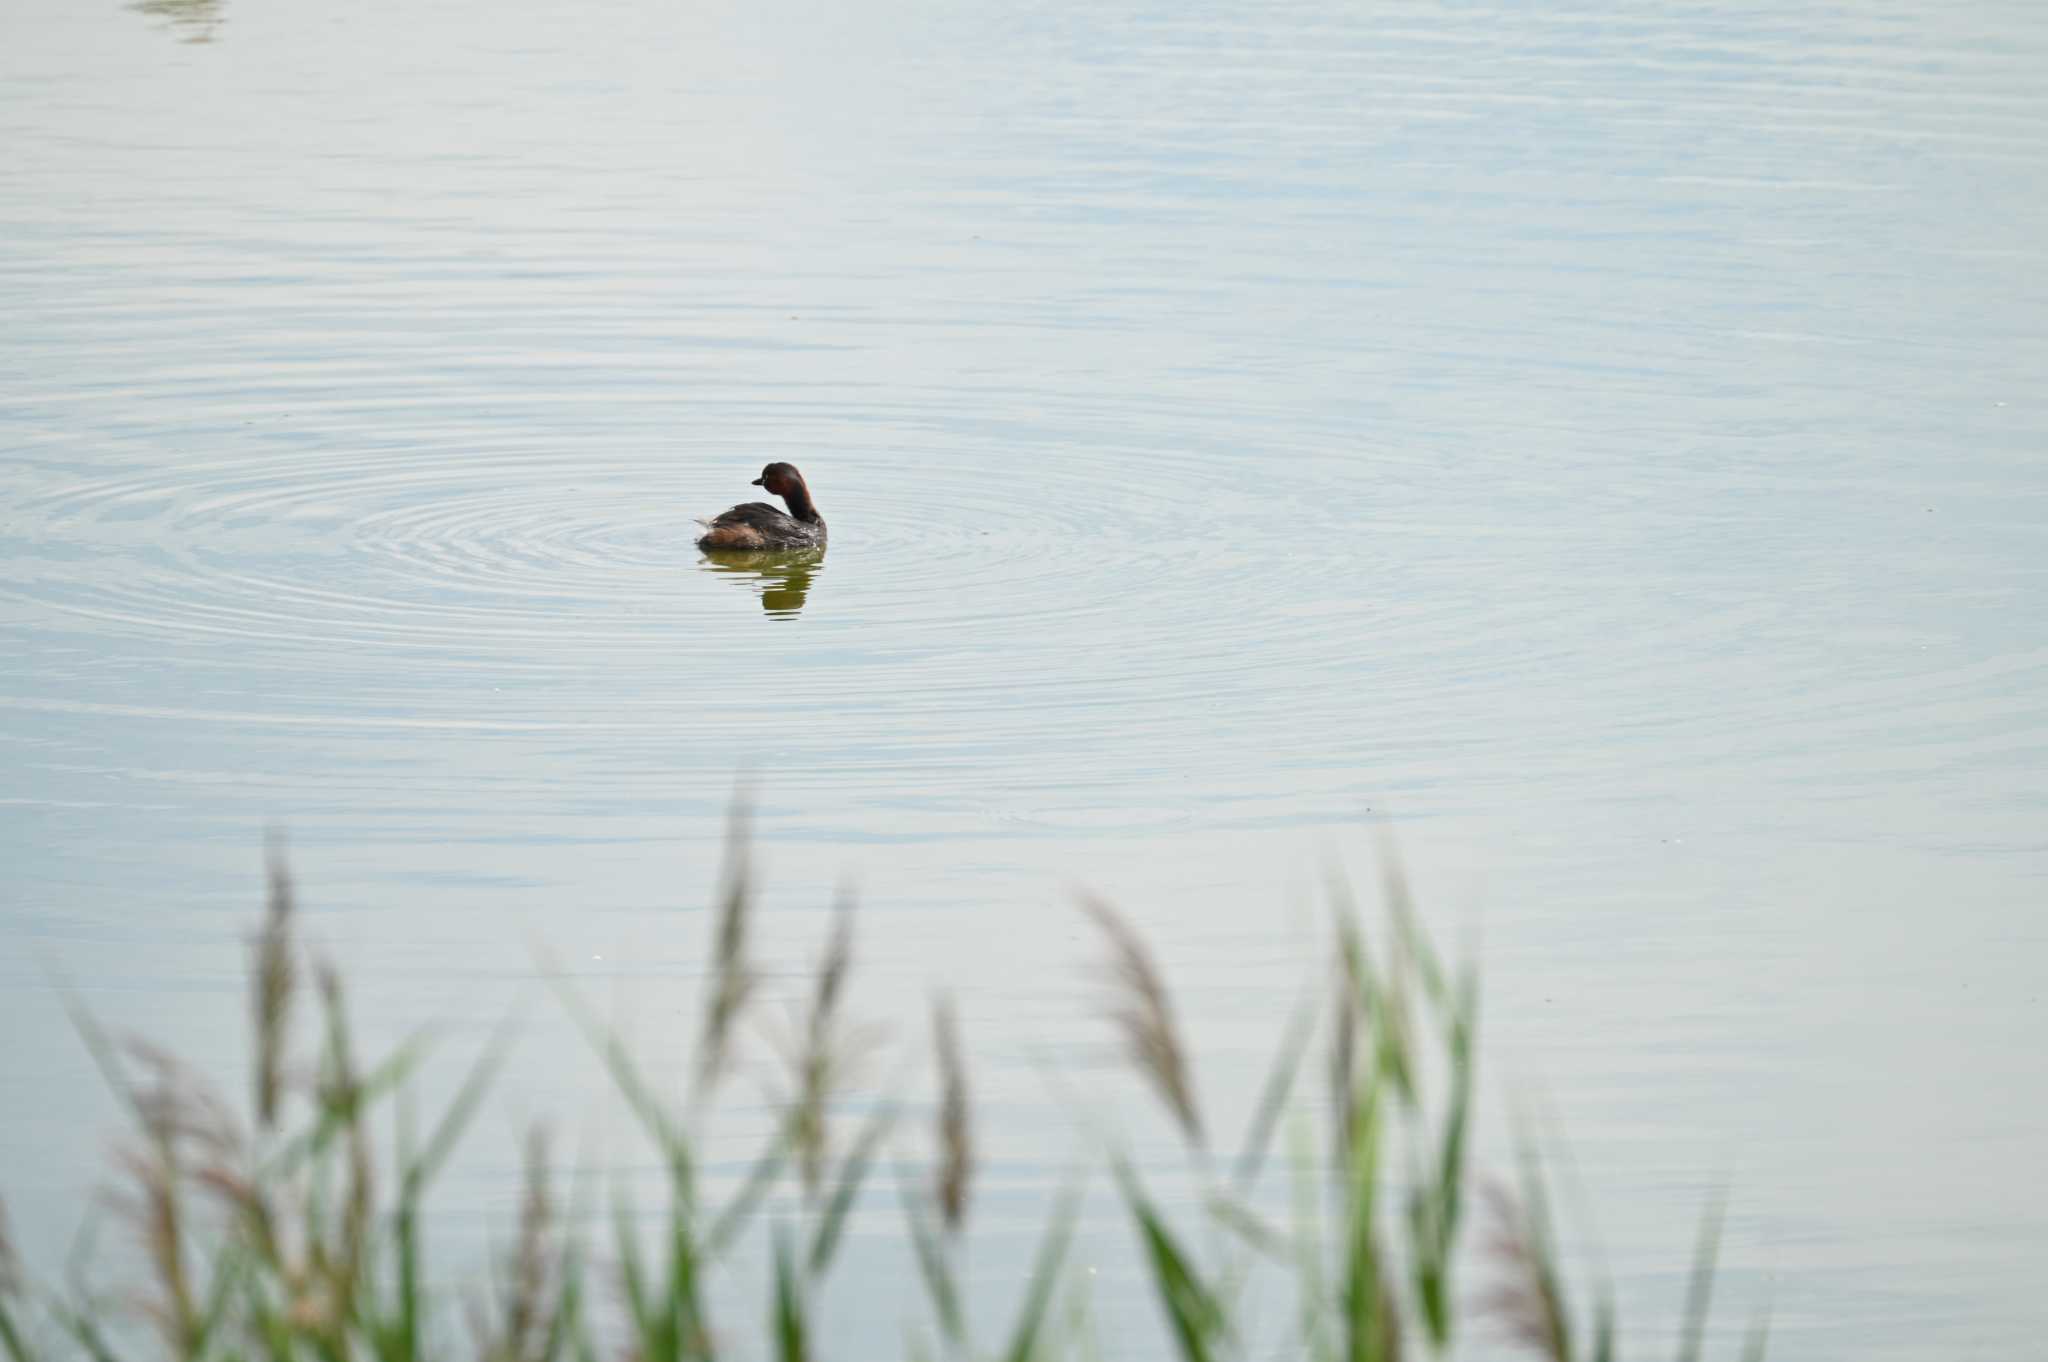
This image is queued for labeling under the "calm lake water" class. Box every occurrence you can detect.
[4,0,2046,1355]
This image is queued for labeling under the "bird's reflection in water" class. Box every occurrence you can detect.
[130,0,225,43]
[698,547,824,618]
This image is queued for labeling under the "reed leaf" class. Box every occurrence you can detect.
[662,1196,707,1362]
[1289,1115,1337,1362]
[1740,1305,1770,1362]
[1111,1158,1225,1362]
[1339,1077,1397,1362]
[402,1015,518,1199]
[791,893,858,1202]
[610,1198,655,1359]
[809,1103,897,1278]
[1205,1191,1287,1264]
[771,1228,806,1362]
[698,794,758,1097]
[1231,992,1317,1194]
[1675,1191,1725,1362]
[703,1134,789,1261]
[0,1202,28,1362]
[549,972,692,1190]
[897,1177,965,1351]
[1002,1177,1083,1362]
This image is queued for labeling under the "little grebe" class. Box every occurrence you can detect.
[695,462,827,550]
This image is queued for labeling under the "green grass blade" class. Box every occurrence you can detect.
[549,971,693,1193]
[270,1036,429,1176]
[1205,1191,1287,1263]
[1675,1191,1725,1362]
[0,1301,30,1362]
[1231,993,1317,1194]
[704,1133,790,1261]
[612,1198,658,1360]
[56,986,133,1113]
[403,1013,518,1197]
[1413,969,1478,1347]
[49,1303,120,1362]
[1340,1076,1391,1362]
[809,1103,897,1277]
[772,1227,807,1362]
[1003,1177,1083,1362]
[1111,1158,1221,1362]
[665,1195,706,1362]
[540,1240,587,1362]
[1740,1304,1770,1362]
[897,1177,965,1349]
[1376,832,1449,1014]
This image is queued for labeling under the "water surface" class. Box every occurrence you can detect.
[3,0,2046,1355]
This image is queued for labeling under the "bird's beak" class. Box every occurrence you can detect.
[750,477,765,486]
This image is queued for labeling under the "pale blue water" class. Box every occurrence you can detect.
[3,0,2046,1356]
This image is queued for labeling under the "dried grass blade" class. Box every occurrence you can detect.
[1482,1142,1574,1362]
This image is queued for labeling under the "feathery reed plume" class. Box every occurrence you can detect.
[253,832,297,1133]
[931,995,972,1235]
[699,793,758,1094]
[111,1039,238,1355]
[1080,895,1203,1149]
[1480,1182,1572,1362]
[792,892,856,1198]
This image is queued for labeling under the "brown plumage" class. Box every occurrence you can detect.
[696,462,826,550]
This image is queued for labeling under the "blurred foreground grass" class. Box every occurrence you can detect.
[0,814,1762,1362]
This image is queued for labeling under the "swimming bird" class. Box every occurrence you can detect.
[695,462,826,550]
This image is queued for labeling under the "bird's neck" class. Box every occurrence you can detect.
[780,482,822,524]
